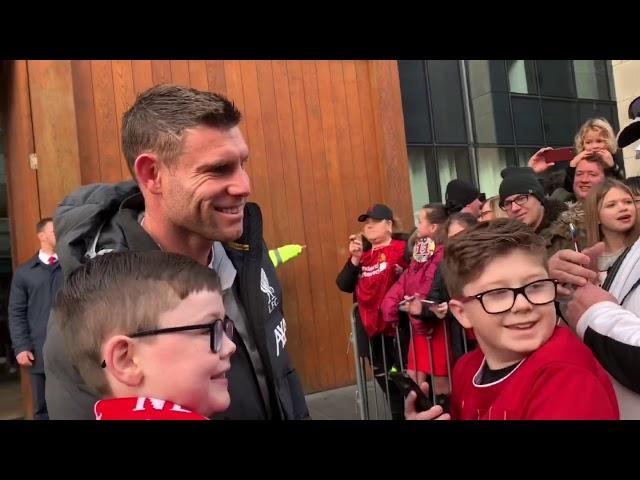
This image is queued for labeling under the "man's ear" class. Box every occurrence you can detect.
[448,299,473,329]
[134,154,163,195]
[102,335,144,387]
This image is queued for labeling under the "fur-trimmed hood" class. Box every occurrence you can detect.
[540,201,585,255]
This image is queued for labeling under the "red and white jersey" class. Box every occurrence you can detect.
[355,239,408,337]
[450,327,619,420]
[94,397,208,420]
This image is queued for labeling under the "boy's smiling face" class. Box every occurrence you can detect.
[134,289,235,417]
[449,250,557,370]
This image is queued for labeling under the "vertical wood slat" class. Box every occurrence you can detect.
[91,61,121,184]
[3,60,40,419]
[151,60,171,85]
[111,60,136,180]
[300,60,337,389]
[27,60,82,217]
[71,61,101,185]
[282,60,323,392]
[188,61,209,91]
[169,60,190,86]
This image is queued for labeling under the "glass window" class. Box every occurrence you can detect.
[472,92,514,145]
[512,97,545,146]
[507,60,537,95]
[407,146,434,214]
[398,61,432,144]
[517,147,540,167]
[476,148,516,198]
[541,100,578,146]
[427,60,468,144]
[574,60,610,100]
[436,147,472,200]
[537,60,575,98]
[578,101,617,130]
[467,60,508,99]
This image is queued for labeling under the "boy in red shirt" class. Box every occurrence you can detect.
[435,219,618,420]
[54,251,235,420]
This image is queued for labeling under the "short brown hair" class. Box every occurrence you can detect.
[122,84,242,178]
[442,218,547,298]
[578,152,609,174]
[53,251,222,397]
[36,217,52,233]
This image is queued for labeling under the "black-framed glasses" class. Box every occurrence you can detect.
[500,194,531,212]
[457,279,558,314]
[101,316,234,368]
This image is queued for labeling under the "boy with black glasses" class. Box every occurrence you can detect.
[53,251,235,420]
[442,219,618,419]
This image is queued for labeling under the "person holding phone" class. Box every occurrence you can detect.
[336,204,409,420]
[381,204,447,397]
[528,118,623,204]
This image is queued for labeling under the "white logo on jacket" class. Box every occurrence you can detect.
[260,268,279,313]
[274,318,287,356]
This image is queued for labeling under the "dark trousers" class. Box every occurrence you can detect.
[29,373,48,420]
[354,311,410,420]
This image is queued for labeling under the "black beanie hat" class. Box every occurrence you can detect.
[499,167,545,207]
[445,179,483,214]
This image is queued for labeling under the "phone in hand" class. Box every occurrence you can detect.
[542,147,574,164]
[399,296,415,307]
[388,370,433,412]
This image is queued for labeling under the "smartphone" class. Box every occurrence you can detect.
[542,147,574,164]
[388,370,434,412]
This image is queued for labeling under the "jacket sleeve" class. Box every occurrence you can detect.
[380,271,407,325]
[576,301,640,394]
[8,270,32,354]
[284,367,311,419]
[43,311,98,419]
[421,264,449,318]
[336,259,360,294]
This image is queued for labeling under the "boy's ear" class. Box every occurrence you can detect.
[449,299,473,329]
[102,335,144,387]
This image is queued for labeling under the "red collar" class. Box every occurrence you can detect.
[95,397,208,420]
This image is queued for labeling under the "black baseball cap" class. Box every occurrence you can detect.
[357,204,394,222]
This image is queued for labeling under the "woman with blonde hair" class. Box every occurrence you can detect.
[479,195,507,222]
[583,178,640,285]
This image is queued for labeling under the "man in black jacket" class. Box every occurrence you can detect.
[43,85,309,420]
[9,218,62,419]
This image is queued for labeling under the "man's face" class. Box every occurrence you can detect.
[503,194,544,230]
[449,250,557,369]
[160,126,251,243]
[574,160,605,201]
[462,198,482,218]
[38,221,56,250]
